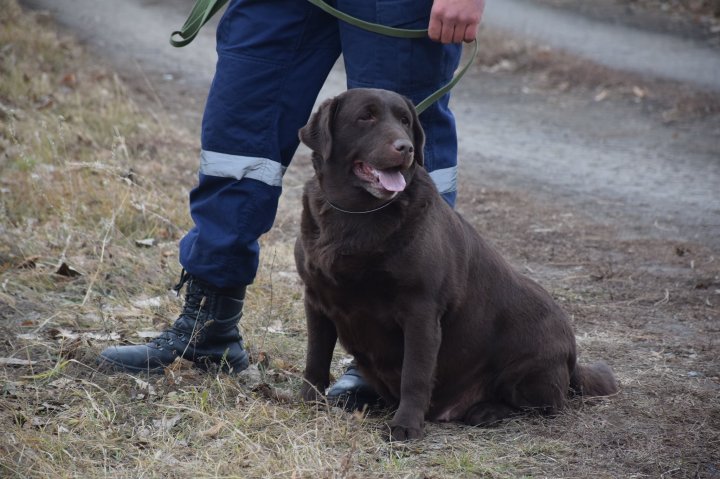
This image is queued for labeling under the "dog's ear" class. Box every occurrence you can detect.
[299,97,339,164]
[404,96,425,167]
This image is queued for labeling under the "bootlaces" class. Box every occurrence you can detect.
[150,270,207,348]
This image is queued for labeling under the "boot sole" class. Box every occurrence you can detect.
[97,354,166,374]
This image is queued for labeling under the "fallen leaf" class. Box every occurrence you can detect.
[153,414,182,432]
[155,451,180,466]
[133,377,156,395]
[29,417,48,428]
[17,333,42,341]
[252,383,293,403]
[272,358,300,373]
[82,332,120,341]
[132,296,163,308]
[0,358,38,366]
[238,364,262,386]
[200,422,224,438]
[46,328,119,341]
[594,89,609,102]
[76,133,93,147]
[60,73,77,88]
[166,357,195,372]
[17,256,39,269]
[40,401,63,412]
[35,95,54,110]
[49,378,74,389]
[135,238,156,248]
[55,262,81,278]
[48,328,78,340]
[2,381,21,397]
[267,320,285,334]
[256,351,271,369]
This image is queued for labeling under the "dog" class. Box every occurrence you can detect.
[295,88,617,441]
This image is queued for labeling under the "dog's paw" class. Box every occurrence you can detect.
[389,410,425,441]
[300,382,325,404]
[388,424,424,441]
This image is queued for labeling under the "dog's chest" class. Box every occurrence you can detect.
[305,260,405,333]
[311,272,405,378]
[308,264,399,315]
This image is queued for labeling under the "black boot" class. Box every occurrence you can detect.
[327,363,384,411]
[98,271,250,374]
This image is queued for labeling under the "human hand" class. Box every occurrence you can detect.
[428,0,485,44]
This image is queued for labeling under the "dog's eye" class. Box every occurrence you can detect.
[400,116,410,126]
[357,112,374,122]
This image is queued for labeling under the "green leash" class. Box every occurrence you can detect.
[170,0,229,47]
[170,0,477,114]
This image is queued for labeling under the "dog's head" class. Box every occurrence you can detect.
[299,88,425,204]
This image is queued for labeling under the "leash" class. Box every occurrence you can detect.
[170,0,477,114]
[170,0,229,48]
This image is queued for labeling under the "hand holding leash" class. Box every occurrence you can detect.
[429,0,485,44]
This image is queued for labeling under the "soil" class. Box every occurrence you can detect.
[15,0,720,476]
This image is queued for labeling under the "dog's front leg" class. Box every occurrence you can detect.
[301,301,338,403]
[389,309,442,441]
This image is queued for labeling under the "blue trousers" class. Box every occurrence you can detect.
[180,0,462,288]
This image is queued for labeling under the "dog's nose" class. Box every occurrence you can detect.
[393,139,414,154]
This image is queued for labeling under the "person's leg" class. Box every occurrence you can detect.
[324,0,463,407]
[99,0,341,373]
[182,0,342,288]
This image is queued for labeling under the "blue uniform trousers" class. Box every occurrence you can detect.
[179,0,462,288]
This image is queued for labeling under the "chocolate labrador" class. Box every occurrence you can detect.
[295,88,617,441]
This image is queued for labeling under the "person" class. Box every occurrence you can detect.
[99,0,485,407]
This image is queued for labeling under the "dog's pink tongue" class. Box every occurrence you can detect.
[377,170,406,192]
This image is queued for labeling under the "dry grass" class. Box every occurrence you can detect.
[1,1,719,477]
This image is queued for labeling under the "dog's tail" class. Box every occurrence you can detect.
[569,361,618,398]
